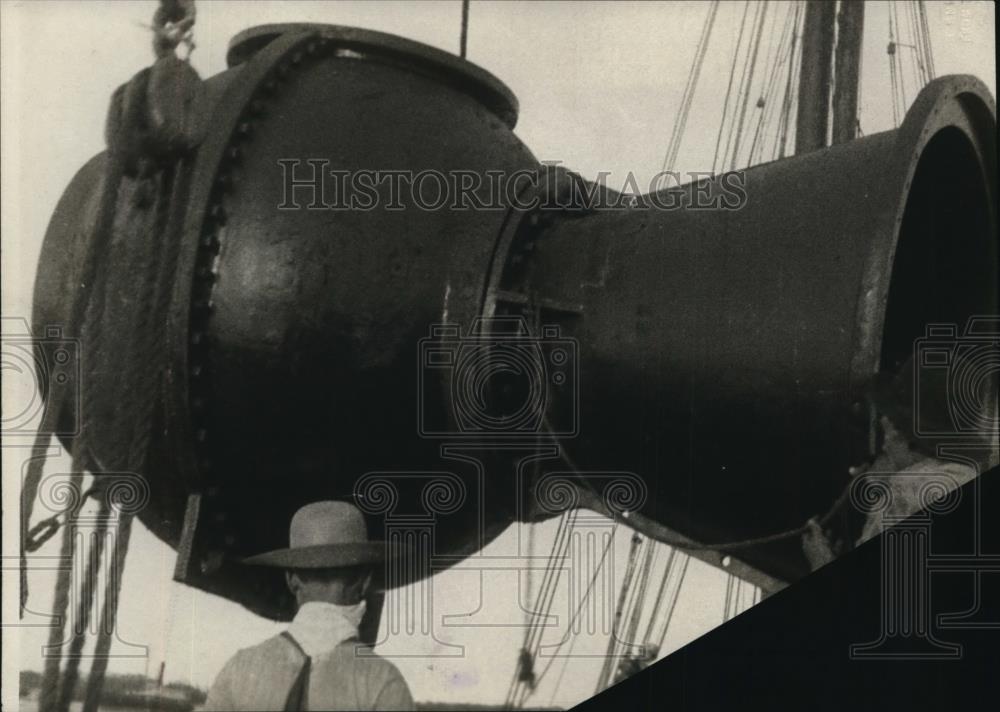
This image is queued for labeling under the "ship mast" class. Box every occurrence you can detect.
[795,0,865,152]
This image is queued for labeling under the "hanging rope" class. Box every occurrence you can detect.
[55,496,112,712]
[517,522,620,707]
[660,1,720,173]
[594,533,643,693]
[38,463,87,712]
[917,1,936,79]
[748,1,798,165]
[35,4,199,711]
[775,1,804,159]
[83,508,136,712]
[460,0,470,58]
[152,0,196,59]
[712,1,751,174]
[624,542,657,646]
[727,1,769,171]
[651,550,690,653]
[505,509,578,709]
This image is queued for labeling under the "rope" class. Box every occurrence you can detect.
[918,1,935,79]
[748,1,797,164]
[712,1,752,174]
[905,2,928,86]
[460,0,470,58]
[727,1,769,170]
[594,533,643,693]
[82,510,136,712]
[891,3,908,116]
[775,1,804,159]
[55,497,111,712]
[38,459,88,712]
[660,1,720,173]
[152,0,196,59]
[505,509,578,709]
[622,539,657,650]
[653,553,689,652]
[525,522,619,706]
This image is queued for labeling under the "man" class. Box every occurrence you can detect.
[801,355,988,569]
[205,501,415,711]
[855,355,984,545]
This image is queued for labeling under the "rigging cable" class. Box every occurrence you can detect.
[506,509,578,708]
[517,522,620,707]
[719,1,764,172]
[775,1,804,159]
[660,0,720,173]
[711,1,752,174]
[918,1,936,78]
[748,1,797,165]
[624,541,658,647]
[460,0,470,58]
[653,552,691,653]
[728,0,770,170]
[887,3,901,126]
[891,2,908,116]
[594,533,644,694]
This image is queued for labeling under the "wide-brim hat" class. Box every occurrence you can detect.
[243,501,385,569]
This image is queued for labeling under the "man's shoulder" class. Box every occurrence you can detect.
[225,633,301,671]
[205,635,302,711]
[324,641,403,669]
[312,642,414,709]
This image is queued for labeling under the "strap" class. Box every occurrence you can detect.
[280,631,311,711]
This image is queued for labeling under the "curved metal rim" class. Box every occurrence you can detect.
[850,74,998,389]
[227,23,520,128]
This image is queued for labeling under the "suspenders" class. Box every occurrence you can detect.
[281,631,311,711]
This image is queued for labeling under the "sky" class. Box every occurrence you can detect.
[2,1,995,709]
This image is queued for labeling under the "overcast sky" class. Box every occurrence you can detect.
[3,1,995,708]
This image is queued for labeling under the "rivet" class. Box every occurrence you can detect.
[206,484,221,497]
[209,204,226,224]
[237,122,254,139]
[306,41,319,56]
[196,428,208,442]
[191,364,203,377]
[200,232,215,247]
[216,174,233,193]
[291,51,303,65]
[191,332,203,345]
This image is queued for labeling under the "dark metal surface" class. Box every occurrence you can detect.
[490,75,997,581]
[32,19,997,619]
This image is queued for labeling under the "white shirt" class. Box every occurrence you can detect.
[204,598,415,710]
